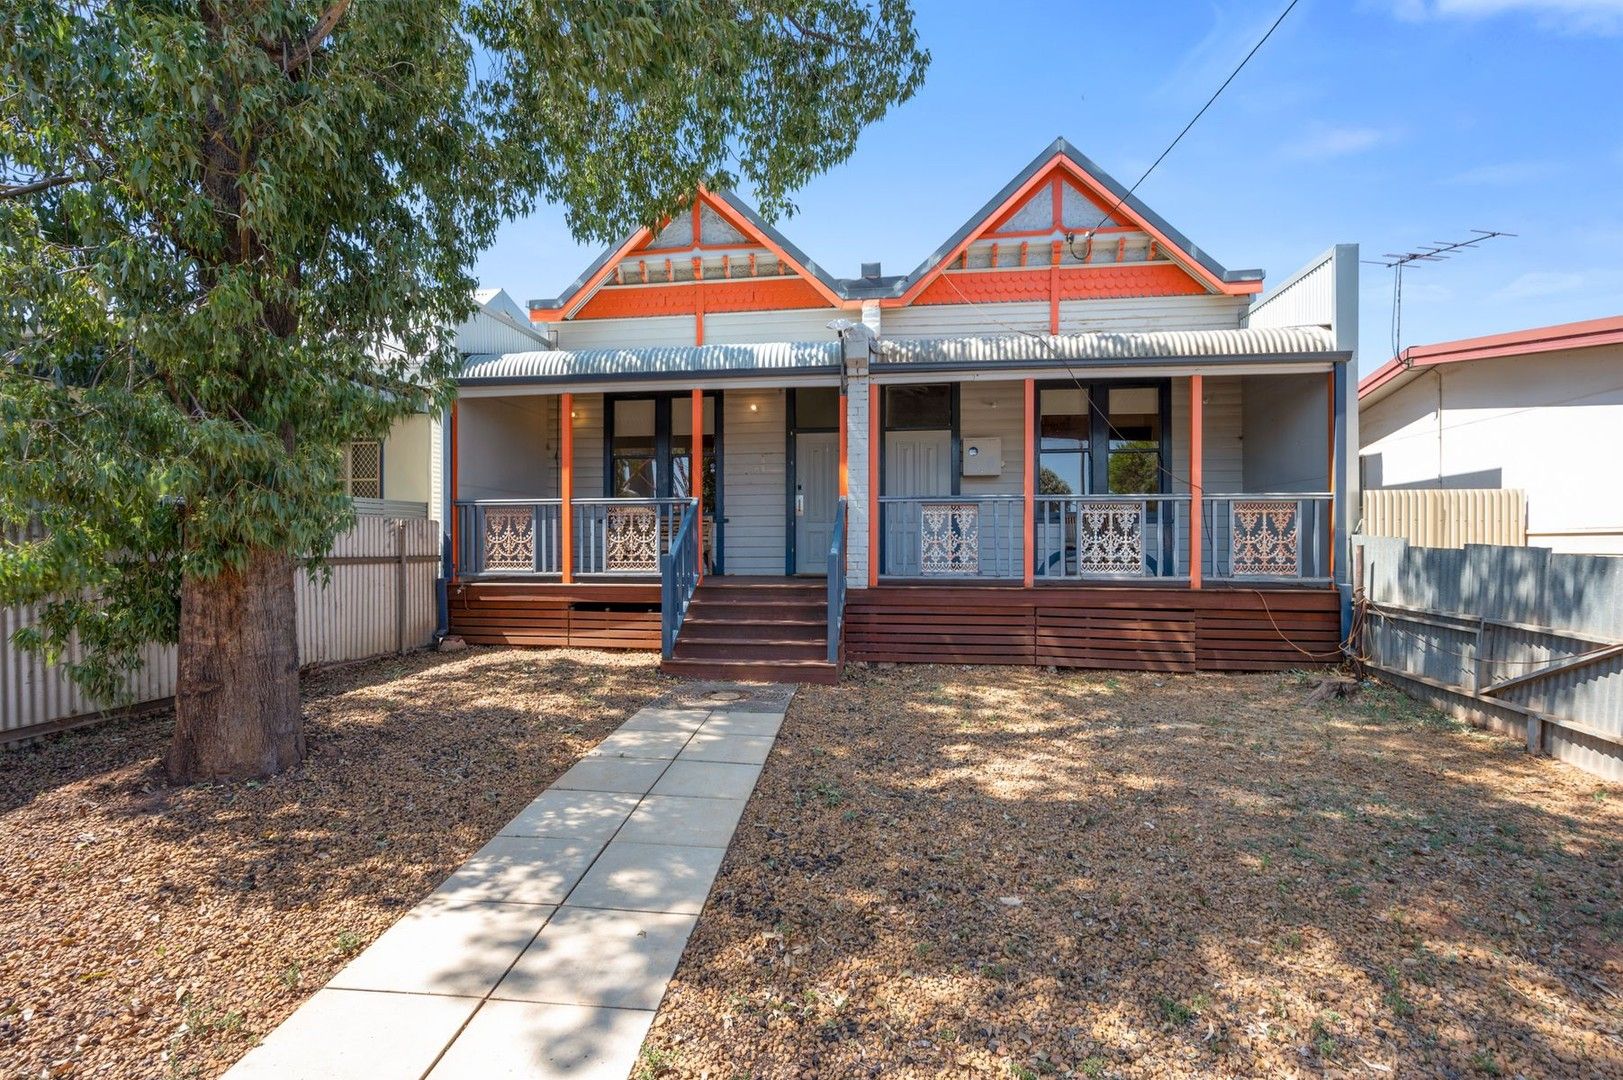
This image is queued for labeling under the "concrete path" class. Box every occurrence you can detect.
[226,682,794,1080]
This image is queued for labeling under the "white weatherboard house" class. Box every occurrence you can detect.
[437,139,1362,682]
[346,289,549,516]
[1359,316,1623,556]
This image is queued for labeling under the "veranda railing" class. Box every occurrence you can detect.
[1202,494,1333,582]
[1034,494,1190,580]
[876,494,1024,579]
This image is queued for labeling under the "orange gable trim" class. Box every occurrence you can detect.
[574,276,829,320]
[915,264,1209,307]
[533,189,847,321]
[887,154,1257,307]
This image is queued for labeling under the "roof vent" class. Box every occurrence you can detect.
[861,261,882,280]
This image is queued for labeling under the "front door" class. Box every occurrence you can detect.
[794,431,839,574]
[883,429,953,576]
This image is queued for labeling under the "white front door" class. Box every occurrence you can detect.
[883,430,953,576]
[794,432,839,575]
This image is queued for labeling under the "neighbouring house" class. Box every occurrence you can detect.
[442,139,1360,682]
[346,288,549,518]
[1359,316,1623,555]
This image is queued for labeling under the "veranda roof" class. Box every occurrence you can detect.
[457,325,1341,388]
[459,340,842,386]
[872,325,1339,370]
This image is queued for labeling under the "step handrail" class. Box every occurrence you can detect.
[827,497,848,664]
[660,498,701,659]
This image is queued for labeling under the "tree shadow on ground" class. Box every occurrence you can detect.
[648,665,1623,1080]
[0,646,669,1080]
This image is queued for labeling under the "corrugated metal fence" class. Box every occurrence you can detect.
[1357,534,1623,781]
[1,514,440,742]
[1361,488,1527,548]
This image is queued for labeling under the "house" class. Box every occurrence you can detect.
[1359,316,1623,555]
[440,139,1360,682]
[346,289,549,518]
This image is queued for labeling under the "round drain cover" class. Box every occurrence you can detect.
[705,690,744,702]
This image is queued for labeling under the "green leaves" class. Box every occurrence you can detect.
[0,0,926,705]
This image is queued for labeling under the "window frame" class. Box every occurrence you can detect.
[343,439,384,500]
[1033,378,1170,496]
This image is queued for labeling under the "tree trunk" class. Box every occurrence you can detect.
[168,547,305,782]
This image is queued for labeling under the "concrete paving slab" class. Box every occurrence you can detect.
[615,794,747,848]
[433,836,599,905]
[584,729,693,760]
[551,756,668,794]
[565,841,726,915]
[678,732,775,765]
[425,1000,654,1080]
[650,759,761,800]
[224,988,477,1080]
[500,790,641,844]
[697,711,784,737]
[329,900,555,997]
[615,707,712,733]
[494,906,697,1010]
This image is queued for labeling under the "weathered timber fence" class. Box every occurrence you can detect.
[1,514,440,743]
[1360,488,1527,548]
[1357,534,1623,781]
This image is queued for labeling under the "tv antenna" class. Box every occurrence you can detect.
[1364,230,1515,357]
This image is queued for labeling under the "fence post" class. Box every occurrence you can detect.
[395,519,407,655]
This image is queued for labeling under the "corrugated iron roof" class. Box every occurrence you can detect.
[873,326,1338,367]
[460,341,842,385]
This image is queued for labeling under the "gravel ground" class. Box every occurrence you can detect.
[644,666,1623,1080]
[0,647,665,1080]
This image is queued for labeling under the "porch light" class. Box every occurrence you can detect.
[749,402,759,412]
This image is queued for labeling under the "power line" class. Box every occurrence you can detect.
[1073,0,1303,248]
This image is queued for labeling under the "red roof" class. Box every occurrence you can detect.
[1359,314,1623,401]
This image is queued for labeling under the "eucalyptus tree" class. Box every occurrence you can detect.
[0,1,926,780]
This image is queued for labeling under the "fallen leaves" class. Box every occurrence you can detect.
[0,647,665,1079]
[643,666,1623,1078]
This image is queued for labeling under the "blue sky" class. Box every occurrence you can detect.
[472,0,1623,375]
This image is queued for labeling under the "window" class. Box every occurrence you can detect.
[1038,388,1088,496]
[1105,386,1162,494]
[343,440,382,499]
[610,399,657,497]
[884,384,952,429]
[668,396,717,507]
[793,387,840,430]
[1035,380,1167,495]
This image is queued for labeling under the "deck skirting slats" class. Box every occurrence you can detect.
[847,586,1340,670]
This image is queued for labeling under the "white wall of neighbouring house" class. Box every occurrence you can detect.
[382,412,433,505]
[1359,345,1623,554]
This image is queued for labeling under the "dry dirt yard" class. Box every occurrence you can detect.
[645,666,1623,1080]
[0,647,665,1080]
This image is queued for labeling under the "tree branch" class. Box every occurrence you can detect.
[0,173,90,201]
[280,0,353,73]
[784,15,842,47]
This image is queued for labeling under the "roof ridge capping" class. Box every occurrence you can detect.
[1359,313,1623,401]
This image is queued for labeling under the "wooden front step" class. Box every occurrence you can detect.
[661,577,839,684]
[660,657,840,685]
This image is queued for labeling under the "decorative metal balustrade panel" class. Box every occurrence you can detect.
[1077,502,1144,574]
[1231,500,1299,576]
[482,508,535,571]
[605,506,660,571]
[919,502,979,575]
